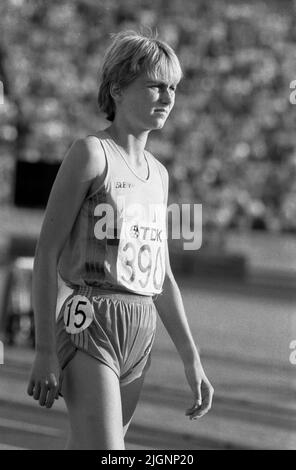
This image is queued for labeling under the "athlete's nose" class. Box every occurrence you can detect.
[160,88,173,106]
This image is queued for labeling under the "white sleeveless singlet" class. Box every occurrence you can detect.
[58,130,168,296]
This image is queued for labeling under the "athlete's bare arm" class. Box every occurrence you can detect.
[27,136,106,408]
[154,168,214,420]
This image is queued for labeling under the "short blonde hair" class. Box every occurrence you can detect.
[98,30,183,121]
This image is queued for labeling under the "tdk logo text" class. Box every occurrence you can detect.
[132,225,162,242]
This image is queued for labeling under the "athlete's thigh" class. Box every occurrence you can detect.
[62,350,124,450]
[121,374,145,436]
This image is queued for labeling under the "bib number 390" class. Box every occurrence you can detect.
[64,295,94,334]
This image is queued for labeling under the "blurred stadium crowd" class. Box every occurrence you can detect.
[1,0,296,233]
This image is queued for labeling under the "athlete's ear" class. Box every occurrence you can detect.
[110,83,123,102]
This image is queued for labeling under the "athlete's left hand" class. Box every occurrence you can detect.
[184,360,214,420]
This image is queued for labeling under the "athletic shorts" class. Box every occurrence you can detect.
[55,285,157,386]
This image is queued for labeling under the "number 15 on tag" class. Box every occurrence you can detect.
[64,295,94,334]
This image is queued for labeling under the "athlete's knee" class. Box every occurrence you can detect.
[67,411,124,450]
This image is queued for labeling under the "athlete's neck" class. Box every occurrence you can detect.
[105,123,149,167]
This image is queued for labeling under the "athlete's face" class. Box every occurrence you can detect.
[117,72,177,131]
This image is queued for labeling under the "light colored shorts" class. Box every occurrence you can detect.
[55,285,157,386]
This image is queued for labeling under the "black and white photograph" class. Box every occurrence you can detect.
[0,0,295,452]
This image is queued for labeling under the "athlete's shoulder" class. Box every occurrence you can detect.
[54,135,107,196]
[83,131,107,162]
[66,132,107,179]
[84,129,108,148]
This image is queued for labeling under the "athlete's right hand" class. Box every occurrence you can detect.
[27,351,62,409]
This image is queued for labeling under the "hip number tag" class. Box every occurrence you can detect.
[64,295,94,334]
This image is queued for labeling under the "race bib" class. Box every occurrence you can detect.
[63,295,94,334]
[117,218,165,293]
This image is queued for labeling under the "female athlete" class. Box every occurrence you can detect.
[27,30,214,450]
